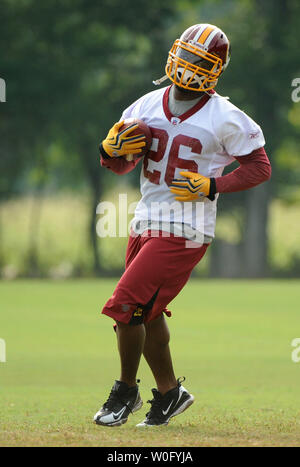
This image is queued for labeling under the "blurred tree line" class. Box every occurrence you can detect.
[0,0,300,278]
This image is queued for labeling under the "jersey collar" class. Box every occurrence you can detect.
[163,85,214,123]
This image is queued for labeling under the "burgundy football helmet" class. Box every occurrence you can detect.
[154,24,231,92]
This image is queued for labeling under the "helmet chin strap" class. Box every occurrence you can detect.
[153,75,169,86]
[153,71,198,87]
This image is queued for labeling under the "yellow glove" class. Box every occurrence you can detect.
[102,120,146,158]
[170,171,216,201]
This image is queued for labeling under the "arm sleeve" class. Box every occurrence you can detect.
[215,147,271,193]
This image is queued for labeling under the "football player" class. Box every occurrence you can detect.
[94,24,271,427]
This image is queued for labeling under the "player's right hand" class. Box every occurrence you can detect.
[101,121,146,158]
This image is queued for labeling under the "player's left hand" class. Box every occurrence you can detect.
[170,171,216,201]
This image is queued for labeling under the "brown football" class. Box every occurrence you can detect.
[119,118,152,161]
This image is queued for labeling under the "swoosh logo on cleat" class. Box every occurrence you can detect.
[162,401,174,416]
[162,393,182,416]
[112,406,127,420]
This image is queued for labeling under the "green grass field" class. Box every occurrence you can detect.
[1,279,300,447]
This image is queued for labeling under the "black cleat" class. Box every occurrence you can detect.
[94,380,143,427]
[136,377,194,427]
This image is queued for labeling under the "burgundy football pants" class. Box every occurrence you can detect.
[102,230,209,324]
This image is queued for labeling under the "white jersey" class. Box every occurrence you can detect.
[121,85,265,241]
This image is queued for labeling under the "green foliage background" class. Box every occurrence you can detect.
[0,0,300,278]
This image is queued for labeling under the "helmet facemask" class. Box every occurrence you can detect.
[165,39,223,92]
